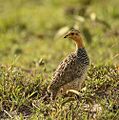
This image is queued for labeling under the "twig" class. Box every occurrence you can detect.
[3,110,13,119]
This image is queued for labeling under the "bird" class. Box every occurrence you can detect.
[48,28,90,100]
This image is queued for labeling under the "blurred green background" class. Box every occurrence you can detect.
[0,0,119,119]
[0,0,119,70]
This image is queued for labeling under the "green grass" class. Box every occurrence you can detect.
[0,0,119,119]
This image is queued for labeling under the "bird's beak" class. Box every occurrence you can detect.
[64,34,68,38]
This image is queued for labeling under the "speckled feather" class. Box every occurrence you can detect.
[48,48,89,100]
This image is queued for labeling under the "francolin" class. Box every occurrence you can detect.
[48,28,90,100]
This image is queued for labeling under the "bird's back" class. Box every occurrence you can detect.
[48,48,89,99]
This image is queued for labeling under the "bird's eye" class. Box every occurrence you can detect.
[71,33,74,35]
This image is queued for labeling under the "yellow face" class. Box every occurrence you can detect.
[64,29,80,42]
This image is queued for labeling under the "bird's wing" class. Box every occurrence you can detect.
[49,53,82,91]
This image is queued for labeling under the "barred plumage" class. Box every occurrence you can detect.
[48,29,90,100]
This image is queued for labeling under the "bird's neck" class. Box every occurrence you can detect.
[75,36,84,50]
[76,47,90,65]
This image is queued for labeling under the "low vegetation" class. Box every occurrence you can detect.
[0,0,119,119]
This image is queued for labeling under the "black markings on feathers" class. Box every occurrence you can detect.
[48,48,90,100]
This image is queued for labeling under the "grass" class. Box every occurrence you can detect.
[0,0,119,119]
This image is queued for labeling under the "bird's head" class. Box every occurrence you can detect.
[64,28,84,48]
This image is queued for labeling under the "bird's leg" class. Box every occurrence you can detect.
[50,90,58,100]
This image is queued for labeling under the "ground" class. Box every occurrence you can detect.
[0,0,119,119]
